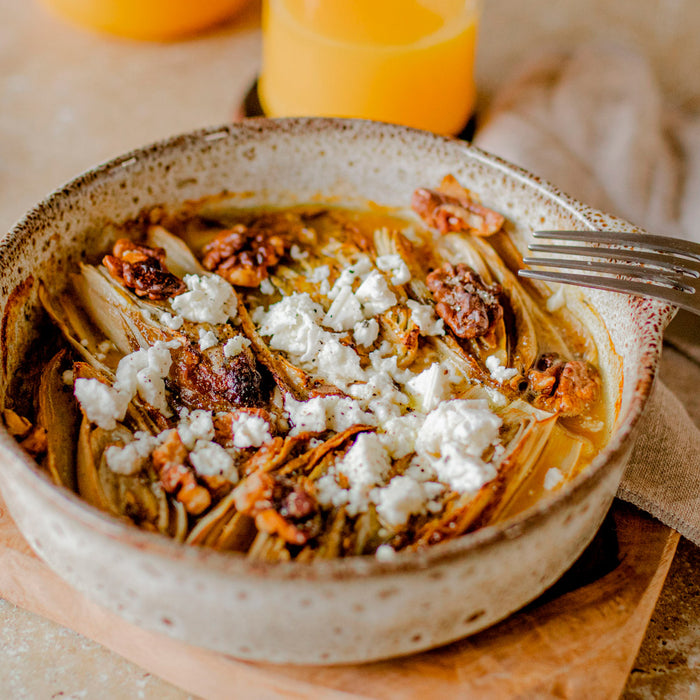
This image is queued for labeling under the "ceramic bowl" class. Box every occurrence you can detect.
[0,118,672,664]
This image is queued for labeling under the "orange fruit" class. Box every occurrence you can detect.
[40,0,252,41]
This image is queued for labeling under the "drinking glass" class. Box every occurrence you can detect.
[259,0,480,135]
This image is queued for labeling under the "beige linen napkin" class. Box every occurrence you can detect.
[474,43,700,545]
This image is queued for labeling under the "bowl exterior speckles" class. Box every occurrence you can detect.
[0,119,673,664]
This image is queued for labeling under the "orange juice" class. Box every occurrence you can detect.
[259,0,480,135]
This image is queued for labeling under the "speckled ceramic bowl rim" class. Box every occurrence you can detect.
[0,117,673,581]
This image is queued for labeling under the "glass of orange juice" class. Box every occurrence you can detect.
[259,0,480,135]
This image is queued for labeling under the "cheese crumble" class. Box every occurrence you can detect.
[104,431,162,476]
[170,273,238,325]
[75,340,178,429]
[198,329,218,352]
[376,254,411,286]
[223,336,251,358]
[485,354,519,384]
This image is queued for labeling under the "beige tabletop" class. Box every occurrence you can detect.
[1,1,699,698]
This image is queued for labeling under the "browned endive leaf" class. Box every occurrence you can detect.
[38,349,79,490]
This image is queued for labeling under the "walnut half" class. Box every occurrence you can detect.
[103,239,186,300]
[201,223,287,287]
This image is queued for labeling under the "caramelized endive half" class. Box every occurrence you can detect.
[76,417,170,535]
[38,349,79,490]
[71,360,171,533]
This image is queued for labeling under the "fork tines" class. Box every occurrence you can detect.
[518,230,700,314]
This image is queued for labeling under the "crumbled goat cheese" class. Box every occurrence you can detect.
[371,475,445,528]
[285,394,327,434]
[418,445,498,495]
[284,394,375,436]
[289,244,308,261]
[339,432,391,494]
[255,292,325,361]
[170,273,237,325]
[177,409,215,450]
[368,343,413,384]
[105,431,160,475]
[62,369,74,386]
[231,413,272,449]
[315,338,365,390]
[406,363,452,412]
[404,461,436,482]
[159,311,184,330]
[255,290,416,400]
[315,472,348,510]
[375,544,397,561]
[317,433,392,516]
[376,254,411,285]
[259,278,275,295]
[485,355,519,384]
[406,300,445,336]
[115,341,176,415]
[544,467,564,490]
[485,387,509,408]
[353,318,379,347]
[354,270,397,316]
[308,264,331,296]
[308,265,330,283]
[189,440,238,482]
[327,255,373,300]
[367,389,410,422]
[74,379,130,431]
[349,374,409,421]
[546,285,567,313]
[323,283,364,331]
[257,293,367,392]
[75,340,178,429]
[414,400,502,494]
[198,329,218,352]
[378,413,423,459]
[223,335,251,358]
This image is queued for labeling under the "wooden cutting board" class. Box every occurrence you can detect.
[0,494,678,700]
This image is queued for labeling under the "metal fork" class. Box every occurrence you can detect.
[518,230,700,315]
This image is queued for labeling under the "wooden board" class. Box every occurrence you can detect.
[0,494,679,700]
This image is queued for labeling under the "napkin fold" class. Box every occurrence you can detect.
[474,43,700,545]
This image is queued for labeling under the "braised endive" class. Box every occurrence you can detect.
[8,177,609,561]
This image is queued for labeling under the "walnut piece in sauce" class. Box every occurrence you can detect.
[151,430,211,515]
[411,175,505,236]
[528,353,601,417]
[426,263,504,340]
[201,221,287,287]
[103,239,186,301]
